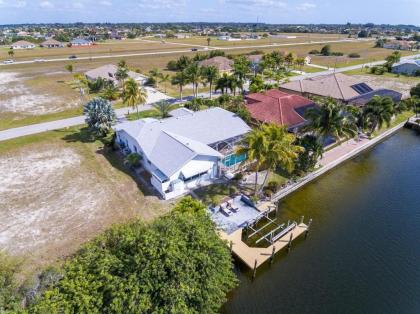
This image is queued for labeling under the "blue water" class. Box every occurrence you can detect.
[223,153,247,167]
[224,129,420,314]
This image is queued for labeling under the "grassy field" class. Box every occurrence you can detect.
[1,39,417,131]
[0,39,195,62]
[0,126,169,274]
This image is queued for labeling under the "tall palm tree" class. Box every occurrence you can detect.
[185,63,202,98]
[237,128,268,195]
[201,66,219,99]
[215,73,230,94]
[259,124,303,191]
[207,37,211,46]
[233,56,250,94]
[115,66,128,87]
[171,71,188,101]
[8,49,14,58]
[305,98,358,143]
[149,68,162,88]
[123,78,147,117]
[363,96,394,135]
[227,75,239,96]
[159,73,170,93]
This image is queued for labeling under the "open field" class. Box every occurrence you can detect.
[0,39,195,62]
[344,68,420,98]
[1,40,417,131]
[0,127,168,273]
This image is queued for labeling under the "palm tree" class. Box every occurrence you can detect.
[259,124,303,191]
[215,73,230,94]
[171,71,188,100]
[227,75,239,96]
[115,66,129,87]
[201,66,219,99]
[101,84,120,101]
[233,56,250,94]
[363,96,394,135]
[152,100,173,118]
[159,73,170,93]
[403,96,420,117]
[185,63,202,98]
[305,98,358,143]
[149,68,162,88]
[285,52,295,68]
[176,55,191,71]
[8,49,14,58]
[123,78,147,117]
[237,128,267,195]
[118,59,127,68]
[207,37,211,46]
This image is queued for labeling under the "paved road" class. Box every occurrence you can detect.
[1,38,367,67]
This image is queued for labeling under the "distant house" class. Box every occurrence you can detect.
[70,38,92,46]
[40,38,65,48]
[245,89,316,132]
[218,36,241,41]
[383,40,413,51]
[115,107,251,200]
[270,34,297,39]
[392,59,420,76]
[199,56,234,74]
[174,34,190,39]
[11,40,36,49]
[280,73,402,106]
[85,64,148,85]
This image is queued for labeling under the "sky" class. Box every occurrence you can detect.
[0,0,419,26]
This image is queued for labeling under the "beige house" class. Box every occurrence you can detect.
[11,40,36,49]
[40,39,65,48]
[85,64,148,86]
[199,56,234,74]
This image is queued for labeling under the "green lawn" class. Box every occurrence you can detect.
[373,110,415,137]
[194,184,239,206]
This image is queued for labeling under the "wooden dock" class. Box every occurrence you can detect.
[220,222,309,270]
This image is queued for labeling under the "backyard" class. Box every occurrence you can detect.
[0,127,169,274]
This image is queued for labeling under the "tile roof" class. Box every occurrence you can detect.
[199,56,234,72]
[85,64,147,83]
[280,73,374,101]
[245,89,315,128]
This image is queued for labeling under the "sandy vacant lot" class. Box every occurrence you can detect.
[0,131,168,272]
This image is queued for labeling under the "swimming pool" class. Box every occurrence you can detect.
[222,153,247,167]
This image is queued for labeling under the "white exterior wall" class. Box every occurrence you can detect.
[116,130,221,200]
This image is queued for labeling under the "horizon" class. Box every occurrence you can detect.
[0,0,419,26]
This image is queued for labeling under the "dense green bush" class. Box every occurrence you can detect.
[348,53,361,58]
[30,198,237,313]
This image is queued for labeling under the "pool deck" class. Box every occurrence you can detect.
[220,222,308,269]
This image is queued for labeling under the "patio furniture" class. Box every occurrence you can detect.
[219,203,232,216]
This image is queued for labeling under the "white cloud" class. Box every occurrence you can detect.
[39,1,54,8]
[0,0,27,8]
[224,0,287,8]
[296,2,316,11]
[138,0,186,9]
[99,0,112,6]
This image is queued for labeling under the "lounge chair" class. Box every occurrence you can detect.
[220,204,232,216]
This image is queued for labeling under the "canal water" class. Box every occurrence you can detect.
[223,129,420,314]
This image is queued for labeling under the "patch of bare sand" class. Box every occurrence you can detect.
[353,74,419,98]
[0,143,165,270]
[0,71,77,115]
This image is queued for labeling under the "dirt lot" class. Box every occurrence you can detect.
[0,127,169,273]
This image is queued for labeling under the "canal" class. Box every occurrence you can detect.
[223,129,420,314]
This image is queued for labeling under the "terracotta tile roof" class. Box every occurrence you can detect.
[245,89,315,129]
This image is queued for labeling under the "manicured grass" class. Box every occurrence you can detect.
[194,184,239,206]
[373,110,415,137]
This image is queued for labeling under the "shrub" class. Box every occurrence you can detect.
[83,97,116,137]
[125,152,142,168]
[348,53,361,58]
[309,49,320,55]
[331,52,344,56]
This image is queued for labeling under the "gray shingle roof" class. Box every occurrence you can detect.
[116,107,251,177]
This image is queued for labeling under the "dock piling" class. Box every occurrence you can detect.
[252,259,258,279]
[305,218,313,239]
[270,246,276,264]
[300,216,304,224]
[287,233,293,252]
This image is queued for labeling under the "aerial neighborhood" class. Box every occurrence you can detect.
[1,17,420,314]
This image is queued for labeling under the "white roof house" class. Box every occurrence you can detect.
[115,107,251,199]
[392,60,420,76]
[85,64,148,85]
[11,40,36,49]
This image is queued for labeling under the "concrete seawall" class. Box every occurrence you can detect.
[271,120,410,202]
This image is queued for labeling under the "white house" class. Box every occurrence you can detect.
[115,107,251,200]
[11,40,36,49]
[392,60,420,76]
[70,38,92,46]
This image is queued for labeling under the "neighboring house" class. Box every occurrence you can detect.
[392,59,420,76]
[70,38,92,46]
[174,34,191,39]
[280,73,402,106]
[85,64,148,85]
[115,107,251,200]
[383,40,413,50]
[40,38,65,48]
[199,56,234,74]
[270,34,297,39]
[218,36,241,41]
[245,89,316,132]
[11,40,36,49]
